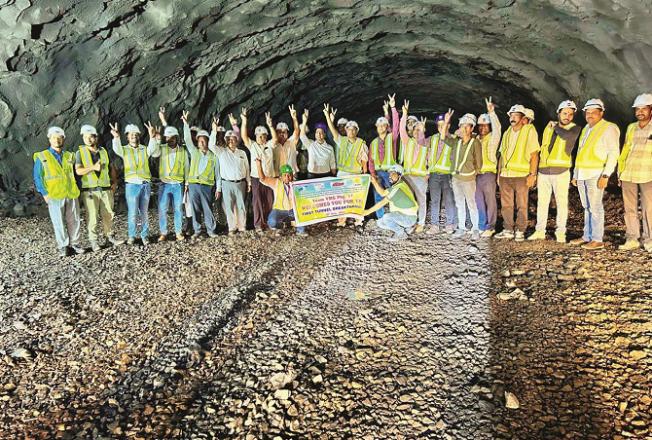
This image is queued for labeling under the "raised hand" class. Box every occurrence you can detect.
[211,116,220,132]
[109,122,120,139]
[444,108,455,125]
[228,113,238,126]
[144,121,158,138]
[181,110,189,124]
[420,116,427,126]
[388,93,396,108]
[402,99,410,115]
[485,97,495,114]
[265,111,273,126]
[158,106,167,125]
[382,101,389,115]
[302,109,309,125]
[289,104,297,119]
[240,107,248,121]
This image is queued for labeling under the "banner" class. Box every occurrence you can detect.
[291,175,371,226]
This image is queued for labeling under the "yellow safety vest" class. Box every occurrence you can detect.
[576,119,614,170]
[122,145,151,180]
[272,179,293,210]
[618,123,639,174]
[388,181,418,217]
[337,138,365,174]
[78,146,111,189]
[539,123,576,169]
[33,149,80,200]
[428,134,452,175]
[499,124,536,174]
[158,144,186,183]
[370,133,396,171]
[452,138,475,177]
[402,138,428,176]
[479,135,497,174]
[187,150,216,185]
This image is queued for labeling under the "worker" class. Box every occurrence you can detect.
[524,108,535,124]
[425,113,456,234]
[475,97,502,237]
[273,105,300,176]
[298,109,336,179]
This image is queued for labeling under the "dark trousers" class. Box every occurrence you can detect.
[499,176,529,232]
[252,177,274,229]
[476,172,497,231]
[307,172,332,179]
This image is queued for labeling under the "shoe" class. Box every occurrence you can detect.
[207,231,219,238]
[255,228,265,234]
[273,229,282,237]
[191,233,201,240]
[471,230,480,241]
[480,229,495,238]
[71,245,86,254]
[569,238,588,246]
[389,232,408,241]
[414,224,425,234]
[158,234,167,242]
[582,240,604,250]
[452,229,465,238]
[645,242,652,253]
[58,247,68,257]
[619,240,640,251]
[514,231,525,242]
[296,230,308,236]
[127,237,136,245]
[555,232,566,244]
[445,224,455,234]
[141,237,150,246]
[494,230,514,239]
[90,241,101,252]
[107,235,124,246]
[426,225,440,235]
[176,233,185,241]
[228,230,237,236]
[527,231,545,241]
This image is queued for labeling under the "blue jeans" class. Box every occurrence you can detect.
[373,171,392,219]
[377,212,417,238]
[188,183,216,234]
[428,173,456,225]
[268,209,305,233]
[577,179,605,242]
[158,183,184,235]
[475,172,497,230]
[125,182,151,239]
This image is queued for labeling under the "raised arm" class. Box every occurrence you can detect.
[209,115,221,155]
[265,112,278,145]
[289,104,300,145]
[240,107,252,148]
[255,158,275,187]
[228,113,241,143]
[181,110,198,154]
[299,109,311,149]
[144,121,160,157]
[485,98,501,163]
[389,94,400,142]
[110,123,124,158]
[158,106,168,127]
[323,103,340,143]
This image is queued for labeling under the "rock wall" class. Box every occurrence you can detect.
[1,0,651,197]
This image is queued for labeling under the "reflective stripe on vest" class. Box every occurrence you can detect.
[388,181,418,217]
[370,133,396,171]
[122,145,151,180]
[428,134,452,174]
[499,125,535,174]
[618,123,638,175]
[576,119,612,170]
[539,123,575,169]
[159,144,186,182]
[272,179,293,210]
[338,138,364,173]
[33,150,80,200]
[188,150,216,185]
[402,138,428,176]
[452,139,474,177]
[479,135,497,173]
[78,146,111,188]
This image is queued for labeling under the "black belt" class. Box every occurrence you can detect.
[222,178,246,183]
[81,187,111,193]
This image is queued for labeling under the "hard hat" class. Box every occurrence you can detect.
[190,126,200,132]
[216,126,226,132]
[582,98,605,111]
[507,105,526,116]
[164,126,179,137]
[79,124,97,136]
[196,130,210,139]
[477,114,491,125]
[276,122,289,132]
[435,114,446,123]
[557,100,577,113]
[124,124,141,134]
[375,116,389,126]
[254,126,269,136]
[632,93,652,108]
[280,164,294,175]
[337,118,349,126]
[314,122,328,132]
[524,108,535,121]
[47,126,65,138]
[345,120,359,130]
[224,130,237,139]
[458,113,477,127]
[407,115,419,123]
[387,164,404,175]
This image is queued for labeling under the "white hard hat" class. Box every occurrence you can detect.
[216,126,226,132]
[557,100,577,113]
[387,164,404,175]
[477,114,491,125]
[190,126,200,132]
[79,124,97,136]
[507,105,527,116]
[124,124,141,134]
[524,108,535,121]
[47,126,65,138]
[337,118,349,126]
[276,122,289,132]
[254,126,269,136]
[407,115,419,122]
[224,130,237,139]
[376,116,389,126]
[164,126,179,137]
[458,113,477,127]
[582,98,605,111]
[632,93,652,108]
[196,130,210,139]
[345,120,359,130]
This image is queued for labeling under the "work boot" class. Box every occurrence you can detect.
[426,224,440,235]
[480,229,495,238]
[582,241,605,250]
[158,234,167,242]
[555,232,566,244]
[58,247,68,257]
[228,230,237,236]
[414,224,425,234]
[645,242,652,253]
[71,245,86,255]
[527,231,545,241]
[191,232,201,240]
[127,237,136,245]
[569,237,588,246]
[141,237,150,247]
[445,224,455,234]
[452,229,465,239]
[389,231,408,241]
[90,241,101,252]
[176,233,185,241]
[619,240,639,251]
[514,231,525,242]
[207,231,219,238]
[494,230,514,239]
[471,230,480,241]
[107,235,124,246]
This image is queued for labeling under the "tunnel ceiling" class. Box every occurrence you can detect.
[1,0,651,190]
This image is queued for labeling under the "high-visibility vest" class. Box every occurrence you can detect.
[576,119,615,170]
[158,144,186,183]
[388,181,418,217]
[452,138,476,177]
[78,146,111,189]
[337,138,365,173]
[539,123,576,169]
[272,179,293,210]
[402,138,428,176]
[187,150,216,185]
[33,149,80,200]
[370,133,396,171]
[122,145,151,180]
[428,134,452,175]
[479,135,497,173]
[499,124,536,174]
[618,122,639,174]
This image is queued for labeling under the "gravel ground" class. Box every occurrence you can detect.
[0,189,650,439]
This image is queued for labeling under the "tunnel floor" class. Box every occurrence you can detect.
[0,199,651,439]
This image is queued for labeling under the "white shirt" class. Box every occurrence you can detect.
[573,121,620,181]
[299,133,336,174]
[275,135,299,173]
[248,140,276,178]
[112,137,158,184]
[214,147,251,191]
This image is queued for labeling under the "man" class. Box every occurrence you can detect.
[362,164,418,240]
[255,159,306,236]
[181,111,219,239]
[33,126,84,256]
[368,94,400,220]
[273,105,300,176]
[323,103,369,227]
[569,99,620,250]
[75,124,123,251]
[398,100,429,233]
[152,125,188,242]
[336,118,348,137]
[299,110,336,179]
[527,100,581,243]
[111,122,159,245]
[475,97,502,237]
[494,104,540,241]
[618,94,652,251]
[241,108,278,233]
[524,108,535,124]
[209,117,251,235]
[426,113,456,234]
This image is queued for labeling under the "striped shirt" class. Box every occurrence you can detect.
[620,122,652,184]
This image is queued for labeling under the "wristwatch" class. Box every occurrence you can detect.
[601,174,609,179]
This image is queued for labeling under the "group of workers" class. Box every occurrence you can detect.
[33,92,652,256]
